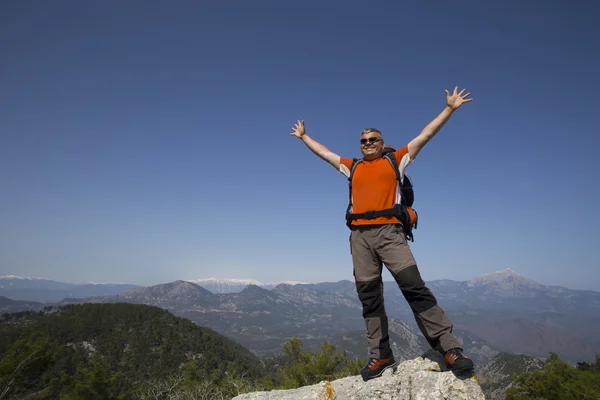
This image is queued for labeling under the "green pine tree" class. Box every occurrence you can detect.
[505,352,600,400]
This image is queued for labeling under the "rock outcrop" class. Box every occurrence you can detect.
[233,351,485,400]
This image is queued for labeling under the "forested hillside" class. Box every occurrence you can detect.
[505,352,600,400]
[0,303,266,399]
[3,302,599,399]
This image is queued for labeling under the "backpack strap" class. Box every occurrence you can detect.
[345,150,417,241]
[384,151,414,207]
[345,154,402,227]
[345,158,363,228]
[383,152,402,184]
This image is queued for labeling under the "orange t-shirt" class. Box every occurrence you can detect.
[340,145,412,226]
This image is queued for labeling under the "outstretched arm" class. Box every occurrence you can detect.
[290,120,341,171]
[408,86,472,160]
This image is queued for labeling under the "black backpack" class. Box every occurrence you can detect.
[345,146,419,241]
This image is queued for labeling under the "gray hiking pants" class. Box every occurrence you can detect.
[350,223,461,359]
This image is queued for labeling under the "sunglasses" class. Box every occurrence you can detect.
[360,137,382,145]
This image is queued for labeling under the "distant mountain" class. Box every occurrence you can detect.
[263,269,600,323]
[271,283,358,309]
[56,269,600,364]
[478,352,544,400]
[468,268,544,291]
[423,269,600,363]
[186,277,309,293]
[0,275,74,288]
[0,296,35,307]
[449,309,600,363]
[100,280,215,308]
[294,270,600,362]
[187,278,263,293]
[76,280,364,357]
[289,269,600,317]
[427,268,600,316]
[0,275,137,302]
[0,296,42,314]
[75,281,501,365]
[452,328,500,367]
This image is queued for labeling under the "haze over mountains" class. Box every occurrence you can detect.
[0,275,137,303]
[186,277,311,294]
[3,269,599,367]
[0,275,308,301]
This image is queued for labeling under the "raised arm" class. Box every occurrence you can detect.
[290,120,341,171]
[408,86,472,160]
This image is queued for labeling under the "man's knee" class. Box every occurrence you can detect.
[391,265,437,314]
[356,279,386,318]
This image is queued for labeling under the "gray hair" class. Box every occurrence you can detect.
[361,128,383,139]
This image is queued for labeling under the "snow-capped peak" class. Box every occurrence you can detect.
[0,275,52,281]
[468,268,542,288]
[187,277,263,286]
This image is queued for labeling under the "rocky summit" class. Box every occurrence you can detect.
[232,351,485,400]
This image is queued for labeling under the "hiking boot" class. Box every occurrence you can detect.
[443,347,474,372]
[360,358,397,381]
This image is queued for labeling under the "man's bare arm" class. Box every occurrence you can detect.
[408,87,472,160]
[290,120,341,170]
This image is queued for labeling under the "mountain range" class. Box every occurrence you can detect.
[0,275,137,303]
[186,277,310,293]
[2,269,600,365]
[0,275,307,301]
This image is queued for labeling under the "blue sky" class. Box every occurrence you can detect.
[1,1,599,290]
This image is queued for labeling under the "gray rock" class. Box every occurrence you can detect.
[232,354,485,400]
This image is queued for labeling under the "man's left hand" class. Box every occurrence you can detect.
[445,86,472,110]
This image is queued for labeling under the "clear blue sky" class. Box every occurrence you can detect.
[1,1,599,290]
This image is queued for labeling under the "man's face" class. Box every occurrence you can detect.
[360,131,384,160]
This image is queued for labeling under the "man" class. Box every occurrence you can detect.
[290,87,474,381]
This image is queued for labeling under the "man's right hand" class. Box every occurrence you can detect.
[289,119,342,171]
[290,119,306,138]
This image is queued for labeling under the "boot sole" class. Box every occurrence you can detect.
[447,360,474,373]
[361,362,398,382]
